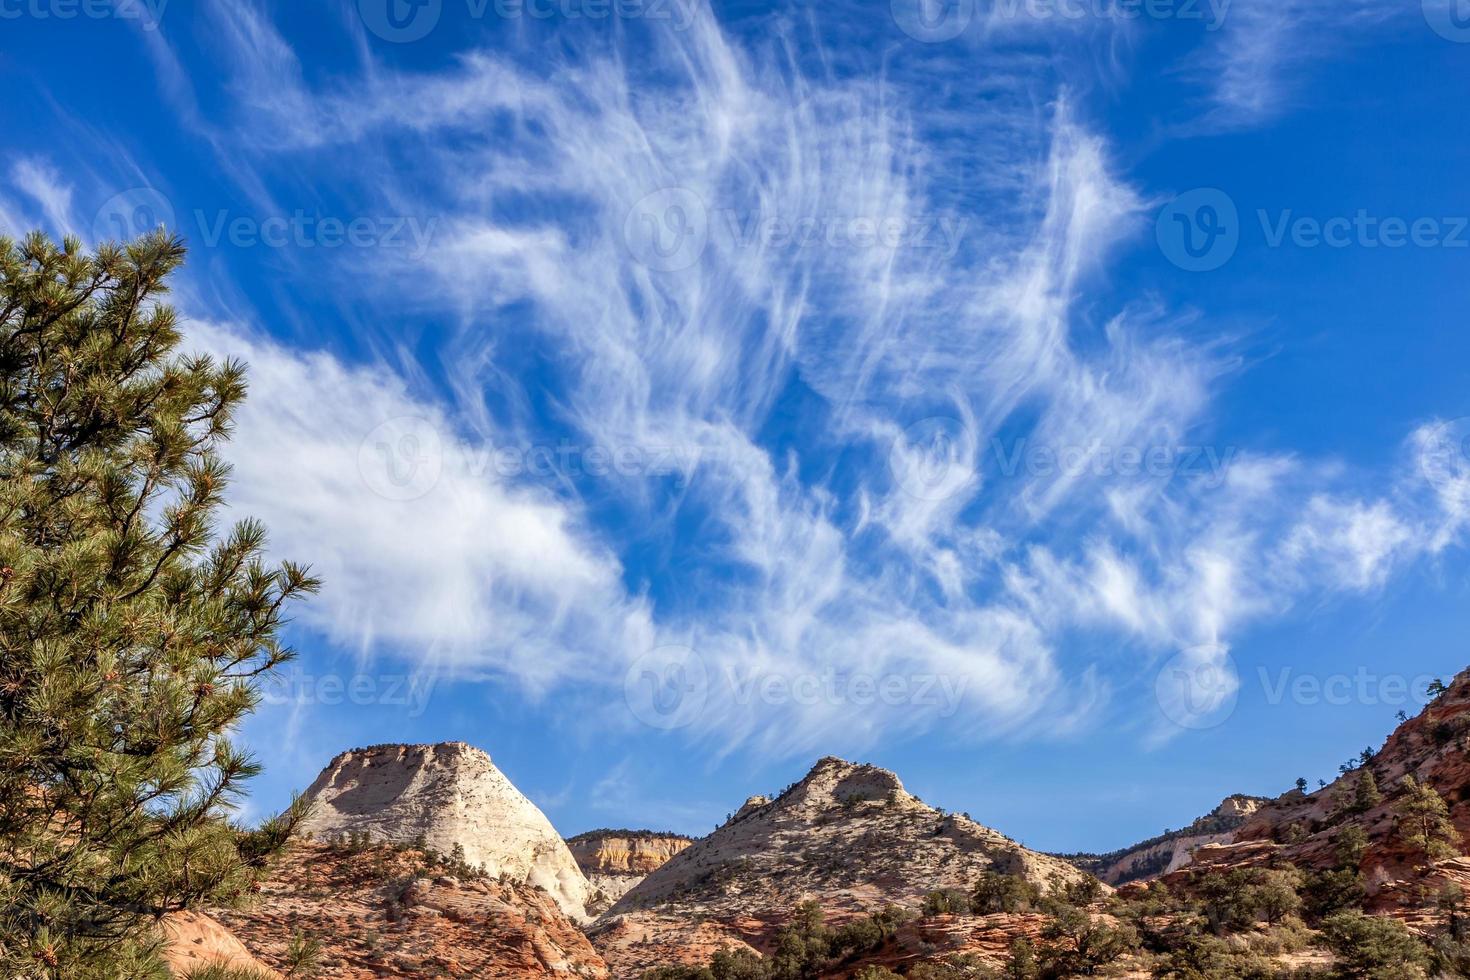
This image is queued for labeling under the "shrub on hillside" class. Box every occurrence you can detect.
[641,903,914,980]
[923,888,972,917]
[1195,869,1297,934]
[971,872,1042,914]
[907,954,999,980]
[1319,910,1429,979]
[1037,905,1139,978]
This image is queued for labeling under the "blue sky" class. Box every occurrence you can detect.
[3,0,1469,854]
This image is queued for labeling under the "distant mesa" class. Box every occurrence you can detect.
[565,829,695,915]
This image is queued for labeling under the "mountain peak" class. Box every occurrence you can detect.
[299,740,594,921]
[784,757,907,809]
[603,756,1094,926]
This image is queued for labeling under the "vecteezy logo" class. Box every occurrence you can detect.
[624,646,708,730]
[1157,188,1240,272]
[1423,0,1470,42]
[357,0,442,42]
[357,416,444,501]
[621,188,709,272]
[888,417,975,501]
[92,187,177,245]
[1420,417,1470,495]
[891,0,974,42]
[1154,644,1239,731]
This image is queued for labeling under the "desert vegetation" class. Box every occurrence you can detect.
[640,842,1470,980]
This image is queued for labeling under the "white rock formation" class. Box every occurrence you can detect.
[300,741,593,921]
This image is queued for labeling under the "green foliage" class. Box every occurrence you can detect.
[1319,910,1429,978]
[923,888,972,917]
[332,830,374,855]
[1036,905,1139,978]
[907,954,999,980]
[1394,776,1461,865]
[0,231,317,978]
[971,872,1041,915]
[642,903,912,980]
[851,968,901,980]
[1436,883,1465,940]
[1334,826,1369,870]
[641,966,716,980]
[1002,938,1039,980]
[1300,868,1366,921]
[1253,870,1304,925]
[709,948,767,980]
[1148,933,1284,980]
[1058,876,1103,908]
[1352,771,1383,814]
[1426,933,1470,979]
[1196,868,1302,934]
[284,930,323,978]
[183,967,277,980]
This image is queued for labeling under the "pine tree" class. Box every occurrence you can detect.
[1396,776,1461,867]
[0,230,318,978]
[1353,770,1383,813]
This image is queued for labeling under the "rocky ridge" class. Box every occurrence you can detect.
[209,840,608,978]
[1165,668,1470,907]
[1061,794,1269,885]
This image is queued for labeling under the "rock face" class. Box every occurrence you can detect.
[299,742,593,921]
[591,756,1100,976]
[565,831,694,914]
[1062,794,1269,885]
[162,910,281,978]
[1167,667,1470,909]
[215,840,608,979]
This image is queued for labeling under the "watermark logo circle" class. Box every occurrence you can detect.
[1420,416,1470,492]
[357,416,443,501]
[622,188,709,272]
[357,0,442,42]
[624,645,708,730]
[1423,0,1470,42]
[1154,644,1239,731]
[891,0,975,42]
[1157,188,1240,272]
[92,187,176,245]
[888,417,975,501]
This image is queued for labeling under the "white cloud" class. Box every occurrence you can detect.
[7,159,77,240]
[187,319,654,695]
[1192,0,1407,125]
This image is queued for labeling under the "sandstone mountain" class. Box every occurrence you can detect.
[205,839,608,978]
[1164,668,1470,909]
[566,830,694,914]
[591,756,1101,975]
[1061,793,1268,885]
[299,742,594,921]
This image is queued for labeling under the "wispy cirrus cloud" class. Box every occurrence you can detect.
[1189,0,1409,126]
[6,0,1464,757]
